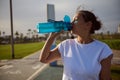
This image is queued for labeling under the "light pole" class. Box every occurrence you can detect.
[10,0,15,59]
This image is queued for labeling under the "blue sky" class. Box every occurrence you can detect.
[0,0,120,36]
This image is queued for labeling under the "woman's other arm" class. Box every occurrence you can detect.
[99,54,113,80]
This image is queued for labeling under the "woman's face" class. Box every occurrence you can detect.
[71,12,91,35]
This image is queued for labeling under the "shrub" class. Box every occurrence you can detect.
[101,39,120,50]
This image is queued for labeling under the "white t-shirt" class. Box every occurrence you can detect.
[58,38,112,80]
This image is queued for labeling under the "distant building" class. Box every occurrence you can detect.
[118,24,120,33]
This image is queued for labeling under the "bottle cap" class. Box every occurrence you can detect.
[64,15,71,22]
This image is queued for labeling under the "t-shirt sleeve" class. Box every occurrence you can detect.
[57,40,67,61]
[57,42,64,55]
[57,40,68,58]
[99,44,113,62]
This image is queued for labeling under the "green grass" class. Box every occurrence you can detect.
[101,39,120,50]
[0,42,44,60]
[1,39,119,60]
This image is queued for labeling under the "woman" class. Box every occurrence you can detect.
[39,10,113,80]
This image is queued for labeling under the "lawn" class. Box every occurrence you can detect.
[1,39,120,59]
[0,42,44,59]
[101,39,120,50]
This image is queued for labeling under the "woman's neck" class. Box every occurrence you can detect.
[77,34,93,44]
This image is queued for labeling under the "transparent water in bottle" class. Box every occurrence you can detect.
[36,15,72,33]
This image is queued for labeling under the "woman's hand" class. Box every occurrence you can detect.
[48,31,64,39]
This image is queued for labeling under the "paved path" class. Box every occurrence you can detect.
[0,50,46,80]
[34,65,63,80]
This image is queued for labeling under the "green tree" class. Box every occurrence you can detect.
[15,31,19,38]
[3,31,5,37]
[28,29,31,38]
[20,33,24,42]
[0,31,1,37]
[33,30,37,38]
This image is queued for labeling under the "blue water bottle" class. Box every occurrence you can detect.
[36,15,72,33]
